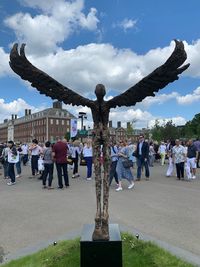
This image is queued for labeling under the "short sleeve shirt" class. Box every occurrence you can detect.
[52,141,67,163]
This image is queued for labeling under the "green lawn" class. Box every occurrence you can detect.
[2,233,195,267]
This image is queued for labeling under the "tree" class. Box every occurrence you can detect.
[150,120,179,141]
[126,120,137,137]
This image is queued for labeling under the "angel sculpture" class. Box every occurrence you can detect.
[9,40,189,241]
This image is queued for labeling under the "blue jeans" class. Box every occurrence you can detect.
[22,154,28,165]
[137,156,150,179]
[43,163,54,186]
[16,160,21,175]
[109,161,118,185]
[85,157,93,178]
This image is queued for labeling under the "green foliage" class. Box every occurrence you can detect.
[65,132,70,141]
[184,113,200,138]
[126,121,136,136]
[2,234,195,267]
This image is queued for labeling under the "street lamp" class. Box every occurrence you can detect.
[78,112,87,130]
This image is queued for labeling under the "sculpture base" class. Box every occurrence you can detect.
[80,224,122,267]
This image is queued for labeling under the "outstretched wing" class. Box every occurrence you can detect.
[9,43,94,108]
[107,40,190,108]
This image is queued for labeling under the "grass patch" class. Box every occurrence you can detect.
[2,233,195,267]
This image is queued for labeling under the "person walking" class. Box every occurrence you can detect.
[15,142,22,178]
[52,138,69,189]
[70,140,81,178]
[149,141,155,167]
[1,143,9,179]
[29,139,42,177]
[83,139,93,180]
[158,141,167,166]
[7,141,19,186]
[42,141,54,189]
[166,140,175,177]
[21,143,29,166]
[193,138,200,168]
[135,135,150,181]
[109,141,119,187]
[116,140,134,191]
[172,139,186,180]
[185,139,198,180]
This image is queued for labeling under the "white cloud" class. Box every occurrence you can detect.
[0,47,10,76]
[118,18,137,31]
[148,116,187,128]
[176,86,200,105]
[5,0,99,56]
[140,92,179,108]
[0,98,47,123]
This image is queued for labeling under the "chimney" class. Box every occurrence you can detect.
[25,109,28,116]
[29,109,31,115]
[11,114,14,120]
[15,115,17,120]
[117,121,121,128]
[109,121,112,128]
[53,101,62,109]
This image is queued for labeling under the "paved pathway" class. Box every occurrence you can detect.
[0,162,200,265]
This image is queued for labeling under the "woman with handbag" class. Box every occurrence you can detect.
[83,139,93,180]
[116,140,134,191]
[70,140,81,178]
[42,141,54,189]
[7,141,19,186]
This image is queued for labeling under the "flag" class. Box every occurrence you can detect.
[70,119,77,138]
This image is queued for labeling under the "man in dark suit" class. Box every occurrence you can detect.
[135,135,150,180]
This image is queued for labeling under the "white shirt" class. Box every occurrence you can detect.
[159,144,166,154]
[30,145,42,156]
[21,144,28,154]
[172,145,185,163]
[83,146,93,157]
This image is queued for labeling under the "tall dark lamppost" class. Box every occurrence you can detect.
[78,112,87,130]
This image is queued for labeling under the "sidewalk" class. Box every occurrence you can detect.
[0,163,200,265]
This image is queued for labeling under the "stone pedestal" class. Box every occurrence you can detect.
[80,224,122,267]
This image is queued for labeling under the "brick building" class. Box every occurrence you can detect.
[0,101,76,144]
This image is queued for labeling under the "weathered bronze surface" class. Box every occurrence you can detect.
[9,40,189,240]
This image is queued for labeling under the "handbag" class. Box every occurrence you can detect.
[38,157,44,171]
[66,155,73,165]
[122,159,133,168]
[80,153,87,166]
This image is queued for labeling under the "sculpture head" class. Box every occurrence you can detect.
[95,84,106,102]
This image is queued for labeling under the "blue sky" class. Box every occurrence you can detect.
[0,0,200,129]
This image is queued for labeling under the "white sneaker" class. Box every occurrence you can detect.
[86,177,92,181]
[16,175,21,178]
[7,182,16,186]
[116,187,123,191]
[128,183,135,189]
[192,175,196,179]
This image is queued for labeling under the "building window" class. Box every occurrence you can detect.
[62,120,64,125]
[67,120,69,126]
[50,119,53,125]
[56,119,59,125]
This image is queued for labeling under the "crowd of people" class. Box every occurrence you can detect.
[0,135,199,190]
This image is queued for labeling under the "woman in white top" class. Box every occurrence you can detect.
[83,139,93,180]
[29,139,42,176]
